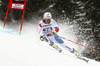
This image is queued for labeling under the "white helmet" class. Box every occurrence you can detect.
[43,12,52,19]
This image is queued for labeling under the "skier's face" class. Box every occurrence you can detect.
[45,19,51,24]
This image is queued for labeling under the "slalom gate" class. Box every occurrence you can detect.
[3,0,27,35]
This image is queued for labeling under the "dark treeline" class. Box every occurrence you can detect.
[0,0,100,61]
[80,0,100,61]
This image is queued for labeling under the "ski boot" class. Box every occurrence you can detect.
[72,48,80,57]
[65,46,80,57]
[50,43,62,53]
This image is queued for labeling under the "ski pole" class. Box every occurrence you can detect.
[59,36,95,51]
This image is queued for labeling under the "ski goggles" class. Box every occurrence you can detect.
[45,19,51,22]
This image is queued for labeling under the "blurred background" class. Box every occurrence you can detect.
[0,0,100,61]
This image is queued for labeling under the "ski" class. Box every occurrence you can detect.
[77,56,89,63]
[37,41,89,63]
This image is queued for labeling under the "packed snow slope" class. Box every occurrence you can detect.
[0,25,100,66]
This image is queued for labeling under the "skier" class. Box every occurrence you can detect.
[37,12,80,57]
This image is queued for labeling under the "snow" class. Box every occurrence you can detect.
[75,13,86,16]
[0,24,100,66]
[48,3,55,8]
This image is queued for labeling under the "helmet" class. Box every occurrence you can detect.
[43,12,52,19]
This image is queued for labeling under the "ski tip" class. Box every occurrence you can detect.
[86,60,89,63]
[59,50,62,53]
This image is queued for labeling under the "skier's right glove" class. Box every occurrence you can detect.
[40,35,45,41]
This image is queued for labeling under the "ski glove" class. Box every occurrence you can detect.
[40,35,46,41]
[50,31,57,36]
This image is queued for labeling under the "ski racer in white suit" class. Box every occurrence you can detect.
[37,12,80,57]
